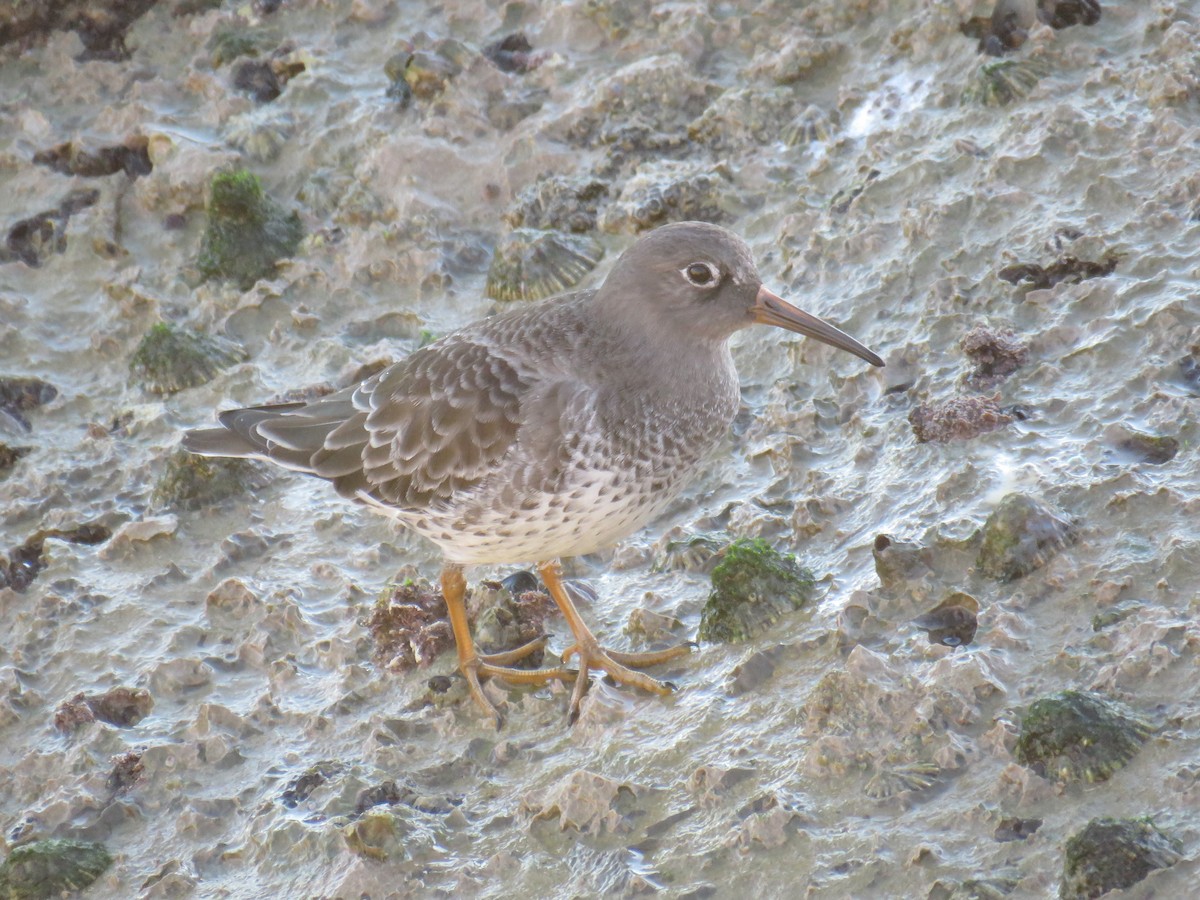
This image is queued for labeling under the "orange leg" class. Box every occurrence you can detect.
[537,559,694,723]
[440,565,572,727]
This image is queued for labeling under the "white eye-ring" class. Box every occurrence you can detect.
[681,261,720,288]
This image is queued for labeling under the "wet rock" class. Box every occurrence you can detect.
[483,32,540,74]
[232,59,281,102]
[994,817,1042,842]
[0,376,57,431]
[503,175,609,234]
[0,0,156,58]
[913,593,979,648]
[0,839,113,898]
[205,578,261,628]
[0,442,31,475]
[998,252,1118,289]
[872,534,934,588]
[485,228,603,302]
[153,448,262,510]
[1061,817,1180,900]
[1104,424,1179,465]
[54,686,153,732]
[698,538,816,644]
[909,395,1014,443]
[653,531,725,574]
[977,493,1074,581]
[830,168,879,215]
[864,761,940,799]
[1,188,100,267]
[1040,0,1102,31]
[783,104,836,147]
[107,749,145,794]
[353,779,418,816]
[1179,355,1200,392]
[522,770,641,835]
[962,0,1036,55]
[486,87,546,131]
[0,523,112,593]
[129,322,245,395]
[961,326,1028,387]
[950,877,1020,898]
[625,608,684,643]
[207,28,265,68]
[98,515,178,559]
[725,645,791,695]
[470,579,552,663]
[724,792,803,850]
[343,810,406,861]
[963,60,1046,106]
[196,170,304,289]
[280,760,343,807]
[399,41,469,100]
[598,159,734,234]
[688,86,799,153]
[33,137,152,178]
[1015,690,1149,784]
[369,579,454,671]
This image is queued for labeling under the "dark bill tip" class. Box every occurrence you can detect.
[751,286,884,367]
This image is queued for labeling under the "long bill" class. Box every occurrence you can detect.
[751,286,884,367]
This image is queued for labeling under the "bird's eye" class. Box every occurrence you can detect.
[683,262,719,287]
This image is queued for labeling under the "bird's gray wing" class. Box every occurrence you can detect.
[184,333,539,510]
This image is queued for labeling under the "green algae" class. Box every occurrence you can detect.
[0,839,112,899]
[698,538,815,643]
[1015,690,1150,784]
[196,170,303,289]
[129,321,245,395]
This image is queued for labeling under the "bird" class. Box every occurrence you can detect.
[183,221,884,725]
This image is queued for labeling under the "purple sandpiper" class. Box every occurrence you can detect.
[184,221,883,725]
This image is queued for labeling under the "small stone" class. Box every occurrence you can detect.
[998,252,1118,289]
[976,493,1074,581]
[233,59,281,102]
[1105,425,1179,465]
[698,539,816,644]
[154,448,262,510]
[196,170,304,289]
[909,395,1013,443]
[913,593,979,647]
[1015,691,1150,784]
[0,839,112,898]
[872,533,933,588]
[1061,818,1180,900]
[483,33,539,74]
[994,817,1042,842]
[129,322,245,395]
[961,326,1028,386]
[0,376,58,430]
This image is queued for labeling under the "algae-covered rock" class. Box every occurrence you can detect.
[129,321,245,395]
[698,538,815,643]
[977,493,1074,581]
[196,170,303,289]
[1015,690,1150,784]
[343,810,406,861]
[1061,817,1181,899]
[0,839,112,899]
[154,447,261,510]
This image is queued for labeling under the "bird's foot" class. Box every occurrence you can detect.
[458,638,575,728]
[559,638,694,724]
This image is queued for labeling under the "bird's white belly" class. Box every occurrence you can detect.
[387,465,688,565]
